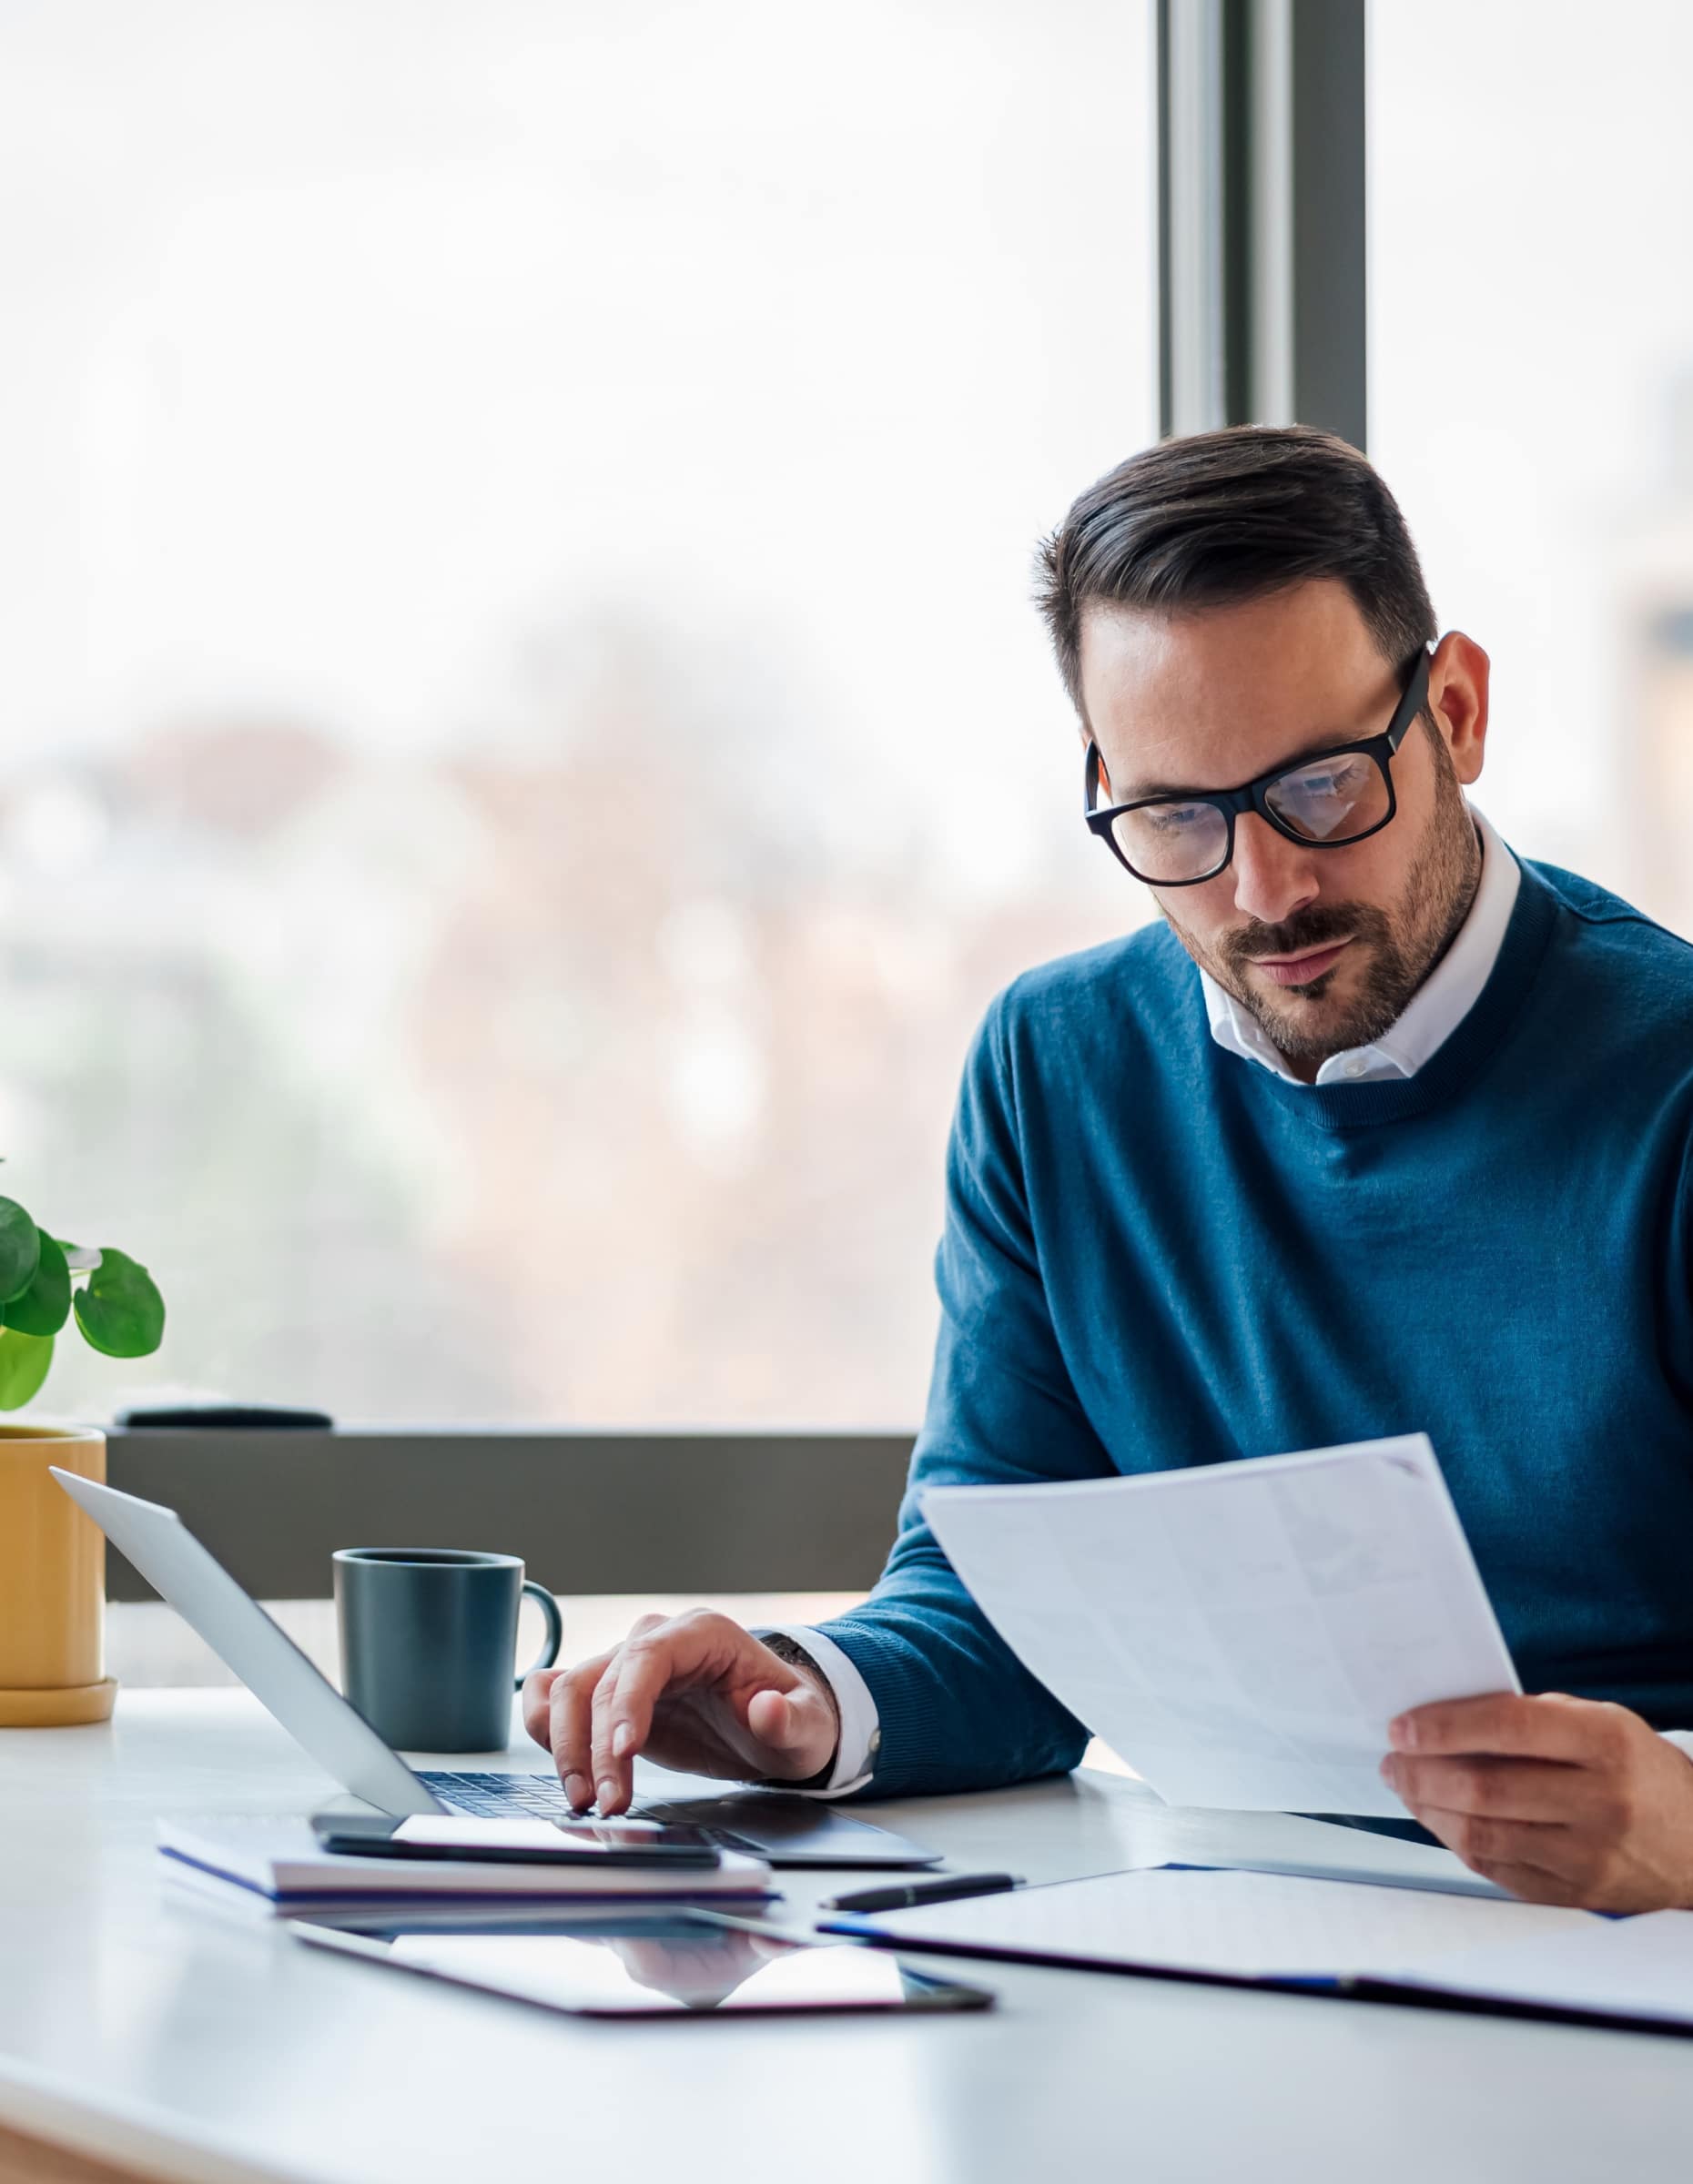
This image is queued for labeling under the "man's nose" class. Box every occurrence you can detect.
[1230,812,1320,928]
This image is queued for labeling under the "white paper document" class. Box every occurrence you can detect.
[922,1432,1518,1815]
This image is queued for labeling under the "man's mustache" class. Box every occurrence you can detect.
[1220,902,1390,976]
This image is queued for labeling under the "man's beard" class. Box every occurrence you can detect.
[1161,729,1482,1072]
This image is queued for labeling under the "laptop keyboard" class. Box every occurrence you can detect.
[417,1770,765,1854]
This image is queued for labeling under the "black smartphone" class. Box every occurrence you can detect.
[291,1908,996,2016]
[311,1812,722,1866]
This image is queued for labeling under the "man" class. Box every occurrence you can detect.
[523,426,1693,1912]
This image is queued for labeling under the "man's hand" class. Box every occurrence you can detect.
[520,1611,841,1815]
[1381,1692,1693,1910]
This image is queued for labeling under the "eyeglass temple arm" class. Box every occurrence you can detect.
[1386,649,1433,752]
[1083,740,1104,813]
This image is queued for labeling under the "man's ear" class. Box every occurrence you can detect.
[1429,632,1490,787]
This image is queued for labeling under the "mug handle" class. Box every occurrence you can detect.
[516,1580,564,1688]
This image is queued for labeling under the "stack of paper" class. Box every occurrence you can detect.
[158,1815,775,1909]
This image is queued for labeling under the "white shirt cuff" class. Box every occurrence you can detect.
[760,1624,880,1797]
[1660,1731,1693,1764]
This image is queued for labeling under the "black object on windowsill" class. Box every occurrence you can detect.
[113,1403,335,1431]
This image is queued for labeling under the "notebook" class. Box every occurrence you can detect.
[820,1865,1596,1991]
[1384,1910,1693,2032]
[158,1815,776,1906]
[828,1866,1693,2036]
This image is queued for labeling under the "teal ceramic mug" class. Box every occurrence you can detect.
[334,1547,563,1753]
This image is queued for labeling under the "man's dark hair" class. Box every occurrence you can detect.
[1035,425,1437,719]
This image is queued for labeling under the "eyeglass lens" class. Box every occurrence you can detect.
[1110,751,1390,882]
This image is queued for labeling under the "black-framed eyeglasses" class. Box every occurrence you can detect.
[1083,648,1432,886]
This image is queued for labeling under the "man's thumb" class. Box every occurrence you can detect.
[746,1683,826,1759]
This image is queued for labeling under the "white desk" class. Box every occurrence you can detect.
[3,1693,1692,2184]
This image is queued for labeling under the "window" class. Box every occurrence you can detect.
[1370,0,1693,935]
[1,2,1155,1425]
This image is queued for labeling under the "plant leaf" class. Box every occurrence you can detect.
[1,1232,70,1337]
[0,1198,41,1303]
[0,1329,54,1410]
[73,1247,166,1359]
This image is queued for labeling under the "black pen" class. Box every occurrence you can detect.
[822,1872,1025,1915]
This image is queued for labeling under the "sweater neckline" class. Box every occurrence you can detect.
[1205,857,1561,1132]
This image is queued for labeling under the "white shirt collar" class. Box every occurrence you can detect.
[1197,806,1521,1087]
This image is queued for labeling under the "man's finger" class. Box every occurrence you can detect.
[592,1631,715,1812]
[1407,1802,1576,1883]
[550,1655,610,1808]
[520,1666,563,1751]
[1467,1859,1587,1907]
[599,1638,683,1773]
[1389,1692,1617,1764]
[1382,1752,1611,1824]
[1406,1799,1581,1886]
[590,1651,643,1815]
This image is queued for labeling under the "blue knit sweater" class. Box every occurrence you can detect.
[816,856,1693,1799]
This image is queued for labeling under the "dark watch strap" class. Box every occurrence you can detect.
[752,1630,839,1791]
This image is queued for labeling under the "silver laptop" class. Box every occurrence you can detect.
[54,1470,939,1869]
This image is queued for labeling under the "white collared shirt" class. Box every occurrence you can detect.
[791,806,1693,1795]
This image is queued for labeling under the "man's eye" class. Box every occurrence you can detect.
[1146,804,1208,831]
[1291,759,1367,800]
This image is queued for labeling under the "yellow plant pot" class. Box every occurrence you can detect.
[0,1424,115,1725]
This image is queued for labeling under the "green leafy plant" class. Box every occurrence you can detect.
[0,1195,164,1410]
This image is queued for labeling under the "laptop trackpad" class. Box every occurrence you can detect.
[632,1792,941,1868]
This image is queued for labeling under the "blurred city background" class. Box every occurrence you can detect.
[4,0,1691,1444]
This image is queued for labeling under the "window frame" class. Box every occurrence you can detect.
[100,8,1368,1599]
